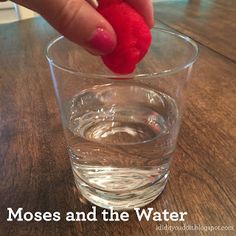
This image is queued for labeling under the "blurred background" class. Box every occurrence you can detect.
[0,1,38,23]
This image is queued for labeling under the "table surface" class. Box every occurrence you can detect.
[0,0,235,235]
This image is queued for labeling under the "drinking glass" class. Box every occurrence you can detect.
[46,28,198,210]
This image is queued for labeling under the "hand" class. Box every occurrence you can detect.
[1,0,154,55]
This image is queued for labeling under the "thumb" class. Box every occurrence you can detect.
[35,0,117,55]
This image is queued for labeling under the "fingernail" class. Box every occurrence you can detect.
[87,28,116,55]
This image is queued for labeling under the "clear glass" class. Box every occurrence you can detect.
[46,28,198,210]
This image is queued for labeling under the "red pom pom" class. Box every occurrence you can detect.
[97,0,152,74]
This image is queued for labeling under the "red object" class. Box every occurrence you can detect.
[97,0,152,74]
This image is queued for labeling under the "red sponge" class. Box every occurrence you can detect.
[97,0,152,74]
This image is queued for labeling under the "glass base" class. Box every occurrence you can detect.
[74,172,169,210]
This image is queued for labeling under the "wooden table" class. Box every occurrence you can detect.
[0,1,235,235]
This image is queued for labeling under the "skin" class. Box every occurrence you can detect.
[0,0,154,55]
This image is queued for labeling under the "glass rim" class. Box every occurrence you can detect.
[46,27,199,79]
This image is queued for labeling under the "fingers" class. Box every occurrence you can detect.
[7,0,153,55]
[36,0,117,55]
[39,0,116,55]
[126,0,154,28]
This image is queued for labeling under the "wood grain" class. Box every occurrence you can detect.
[154,0,236,61]
[0,3,235,235]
